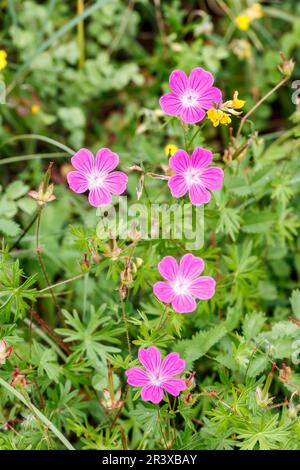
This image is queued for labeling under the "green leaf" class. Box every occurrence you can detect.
[0,218,20,237]
[175,323,227,369]
[6,181,29,200]
[243,312,266,340]
[290,289,300,320]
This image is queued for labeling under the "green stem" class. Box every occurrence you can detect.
[77,0,85,70]
[118,290,132,360]
[0,152,68,166]
[9,212,38,252]
[36,206,64,323]
[38,273,85,293]
[0,376,75,450]
[236,76,289,140]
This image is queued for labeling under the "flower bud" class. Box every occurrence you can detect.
[0,339,12,364]
[278,51,295,78]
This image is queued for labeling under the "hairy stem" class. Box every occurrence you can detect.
[236,76,289,140]
[9,212,38,252]
[118,289,132,360]
[36,205,64,323]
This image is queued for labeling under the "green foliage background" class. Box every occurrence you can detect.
[0,0,300,450]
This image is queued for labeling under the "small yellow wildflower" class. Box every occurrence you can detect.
[207,108,231,127]
[31,104,40,114]
[247,3,263,20]
[231,91,246,110]
[231,39,252,60]
[207,108,221,127]
[0,50,7,71]
[235,15,251,31]
[164,143,178,157]
[219,113,232,125]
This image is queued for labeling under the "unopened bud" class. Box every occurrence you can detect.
[278,51,295,78]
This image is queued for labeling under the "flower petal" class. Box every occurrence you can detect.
[169,69,188,94]
[172,294,196,313]
[181,106,206,124]
[161,352,186,377]
[189,183,211,205]
[88,187,112,207]
[198,87,222,110]
[67,171,89,193]
[104,171,128,195]
[125,367,151,386]
[159,93,183,116]
[200,167,224,190]
[141,384,164,404]
[188,67,214,92]
[189,276,216,300]
[179,254,205,279]
[71,148,94,174]
[168,175,188,198]
[138,346,162,375]
[153,281,176,303]
[169,150,190,173]
[158,256,179,281]
[162,378,186,396]
[191,147,212,169]
[95,148,119,173]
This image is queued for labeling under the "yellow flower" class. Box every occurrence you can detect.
[207,108,221,127]
[164,143,178,157]
[220,112,232,125]
[207,108,231,127]
[231,39,252,60]
[235,14,251,31]
[247,3,263,20]
[31,104,40,114]
[231,91,246,110]
[0,50,7,71]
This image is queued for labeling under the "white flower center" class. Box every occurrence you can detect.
[150,377,162,386]
[171,276,191,296]
[184,168,201,187]
[181,89,199,107]
[88,170,106,190]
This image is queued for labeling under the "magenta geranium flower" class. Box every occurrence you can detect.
[159,68,222,124]
[168,147,224,206]
[125,346,186,404]
[67,148,128,207]
[153,254,216,313]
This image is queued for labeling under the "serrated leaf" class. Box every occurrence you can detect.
[6,181,29,200]
[175,323,227,369]
[243,312,266,340]
[0,218,20,237]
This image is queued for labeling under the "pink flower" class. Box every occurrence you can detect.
[0,339,12,364]
[67,148,128,207]
[125,346,186,404]
[168,147,224,206]
[159,68,222,124]
[153,254,216,313]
